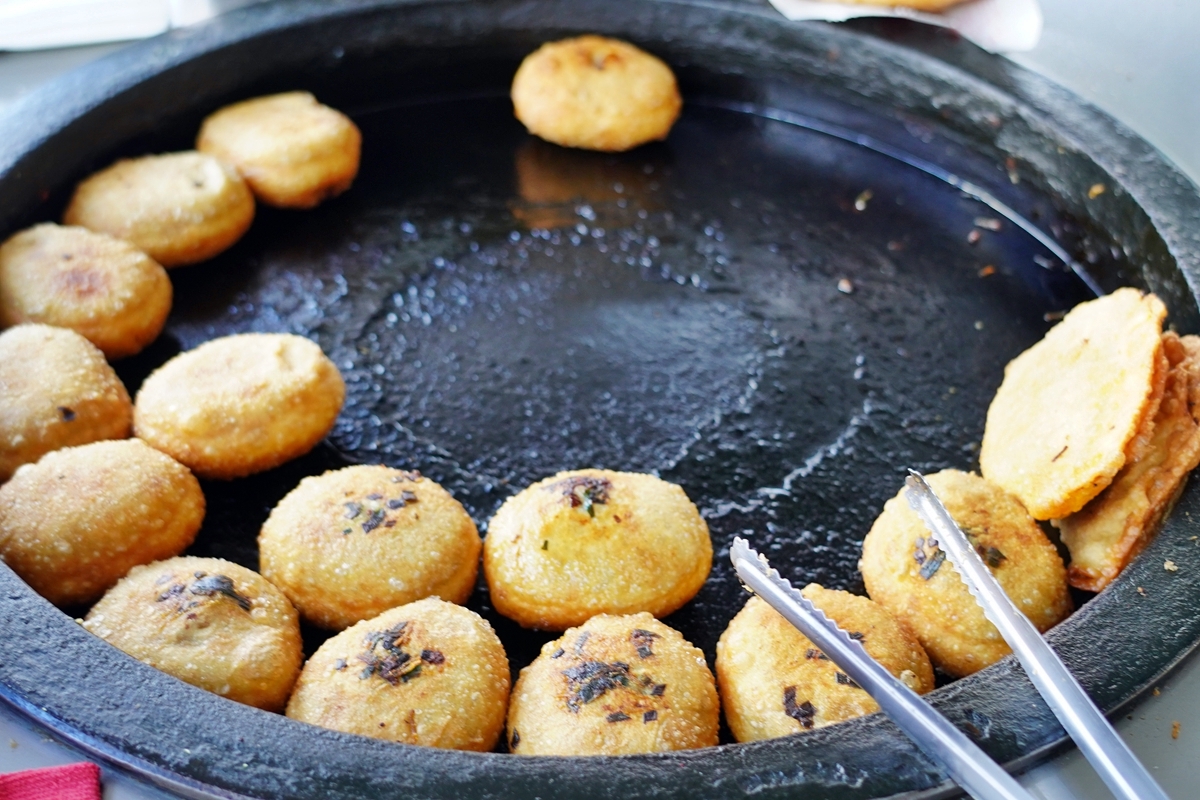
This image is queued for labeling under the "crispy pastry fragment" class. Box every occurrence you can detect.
[1056,332,1200,591]
[980,288,1168,520]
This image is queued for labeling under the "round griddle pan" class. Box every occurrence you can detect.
[2,1,1200,798]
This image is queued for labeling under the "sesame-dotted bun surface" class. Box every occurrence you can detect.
[84,556,302,712]
[259,465,480,630]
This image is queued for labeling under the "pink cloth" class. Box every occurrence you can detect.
[0,763,101,800]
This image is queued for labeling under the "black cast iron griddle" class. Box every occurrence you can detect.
[2,1,1200,798]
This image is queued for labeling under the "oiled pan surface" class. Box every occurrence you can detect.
[135,95,1088,674]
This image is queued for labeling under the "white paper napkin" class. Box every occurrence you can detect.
[767,0,1043,53]
[0,0,258,51]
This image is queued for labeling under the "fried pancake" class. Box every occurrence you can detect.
[287,598,510,751]
[0,224,171,359]
[511,36,682,152]
[63,151,254,267]
[259,465,480,630]
[506,613,718,755]
[980,288,1168,520]
[197,92,361,209]
[483,469,712,630]
[0,324,132,481]
[716,588,934,742]
[860,469,1072,678]
[84,556,302,711]
[134,333,345,480]
[1056,332,1200,591]
[0,439,203,607]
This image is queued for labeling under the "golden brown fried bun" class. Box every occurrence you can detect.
[980,288,1168,520]
[0,324,131,481]
[859,469,1072,678]
[259,466,480,630]
[0,224,171,358]
[511,36,682,152]
[134,333,344,480]
[0,439,204,606]
[506,613,718,755]
[483,469,712,630]
[286,598,509,750]
[1056,332,1200,591]
[83,556,301,711]
[716,588,934,742]
[63,151,255,267]
[197,91,361,209]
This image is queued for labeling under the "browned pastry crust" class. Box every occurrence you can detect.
[511,36,682,152]
[63,151,254,267]
[0,323,131,481]
[197,92,361,208]
[134,333,344,480]
[0,224,171,358]
[84,556,302,711]
[506,613,718,755]
[0,439,203,606]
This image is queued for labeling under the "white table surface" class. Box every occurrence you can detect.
[0,1,1198,798]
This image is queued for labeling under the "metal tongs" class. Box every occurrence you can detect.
[904,470,1169,800]
[730,471,1171,800]
[730,538,1037,800]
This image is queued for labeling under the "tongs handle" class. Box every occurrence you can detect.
[905,472,1170,800]
[731,540,1035,800]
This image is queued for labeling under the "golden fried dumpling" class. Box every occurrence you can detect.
[0,439,203,606]
[511,36,682,152]
[0,324,131,482]
[506,613,718,755]
[859,469,1071,677]
[197,91,361,208]
[483,469,711,630]
[0,224,171,359]
[716,587,934,741]
[84,556,302,711]
[259,465,480,630]
[134,333,344,480]
[63,151,254,267]
[286,598,510,751]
